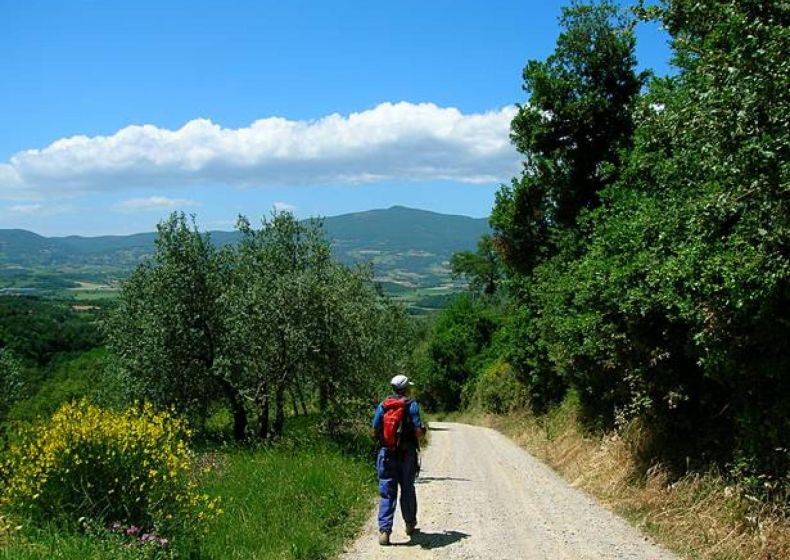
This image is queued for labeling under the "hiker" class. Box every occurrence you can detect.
[371,374,426,546]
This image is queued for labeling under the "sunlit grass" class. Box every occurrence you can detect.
[1,415,377,560]
[199,445,372,559]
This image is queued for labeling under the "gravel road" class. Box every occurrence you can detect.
[340,421,678,560]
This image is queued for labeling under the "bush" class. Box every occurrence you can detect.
[5,349,115,425]
[469,360,528,414]
[415,294,504,412]
[0,401,219,538]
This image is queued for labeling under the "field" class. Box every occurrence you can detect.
[1,265,462,313]
[68,282,119,301]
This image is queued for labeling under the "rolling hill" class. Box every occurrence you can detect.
[0,206,490,303]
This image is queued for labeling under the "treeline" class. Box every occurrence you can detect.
[0,297,102,366]
[419,0,788,498]
[0,297,105,427]
[106,212,413,441]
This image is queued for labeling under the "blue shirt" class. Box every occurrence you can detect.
[372,397,423,431]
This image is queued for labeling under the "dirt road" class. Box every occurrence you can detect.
[340,422,677,560]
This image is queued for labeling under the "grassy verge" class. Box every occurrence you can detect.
[442,396,788,560]
[198,444,372,559]
[1,416,376,560]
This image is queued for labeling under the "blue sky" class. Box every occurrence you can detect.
[0,0,672,236]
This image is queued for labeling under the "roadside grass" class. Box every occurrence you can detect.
[0,414,377,560]
[199,444,371,559]
[0,529,150,560]
[443,398,789,560]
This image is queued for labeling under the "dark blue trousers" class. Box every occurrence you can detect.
[376,446,418,533]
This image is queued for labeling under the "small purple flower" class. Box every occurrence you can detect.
[126,525,140,536]
[110,521,122,532]
[159,538,169,547]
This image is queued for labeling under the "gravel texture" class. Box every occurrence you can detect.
[340,421,678,560]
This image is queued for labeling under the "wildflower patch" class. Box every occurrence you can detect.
[0,400,220,538]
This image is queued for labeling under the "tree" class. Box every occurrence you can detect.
[106,213,248,440]
[225,212,414,438]
[108,211,416,441]
[526,0,789,484]
[450,235,502,296]
[491,1,646,272]
[415,294,503,411]
[226,212,329,438]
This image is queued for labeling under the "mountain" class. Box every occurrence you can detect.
[0,206,490,292]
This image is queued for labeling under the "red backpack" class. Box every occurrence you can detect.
[381,396,409,450]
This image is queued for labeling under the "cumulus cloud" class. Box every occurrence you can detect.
[114,196,201,212]
[273,201,296,213]
[0,102,519,199]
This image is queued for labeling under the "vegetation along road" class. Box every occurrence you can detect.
[342,422,676,560]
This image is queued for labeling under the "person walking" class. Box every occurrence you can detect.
[372,374,426,546]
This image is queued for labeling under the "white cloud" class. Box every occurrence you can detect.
[273,201,296,213]
[114,196,200,212]
[9,203,44,214]
[6,203,72,216]
[0,102,519,199]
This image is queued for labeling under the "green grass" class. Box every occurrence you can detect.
[1,416,377,560]
[70,290,119,301]
[199,445,372,559]
[0,529,149,560]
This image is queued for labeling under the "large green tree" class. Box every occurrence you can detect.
[491,1,646,273]
[229,213,414,437]
[106,213,248,440]
[526,0,789,483]
[225,213,332,438]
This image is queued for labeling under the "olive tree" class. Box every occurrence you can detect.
[106,213,248,440]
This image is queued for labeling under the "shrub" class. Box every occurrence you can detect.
[470,360,528,414]
[415,294,504,412]
[0,400,219,538]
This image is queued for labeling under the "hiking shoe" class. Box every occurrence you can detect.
[378,531,390,546]
[405,522,417,536]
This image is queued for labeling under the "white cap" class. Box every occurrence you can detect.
[391,374,414,391]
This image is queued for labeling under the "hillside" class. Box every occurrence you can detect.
[0,206,490,302]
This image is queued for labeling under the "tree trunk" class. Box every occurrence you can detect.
[272,383,286,437]
[290,388,299,416]
[319,383,329,411]
[295,381,309,416]
[219,377,247,441]
[257,381,270,440]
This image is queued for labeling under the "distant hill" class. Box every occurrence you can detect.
[0,206,490,293]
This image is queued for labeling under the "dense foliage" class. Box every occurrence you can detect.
[421,0,789,499]
[5,349,117,424]
[0,349,23,424]
[491,0,646,272]
[414,294,504,411]
[0,297,102,367]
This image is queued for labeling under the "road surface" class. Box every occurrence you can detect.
[340,421,677,560]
